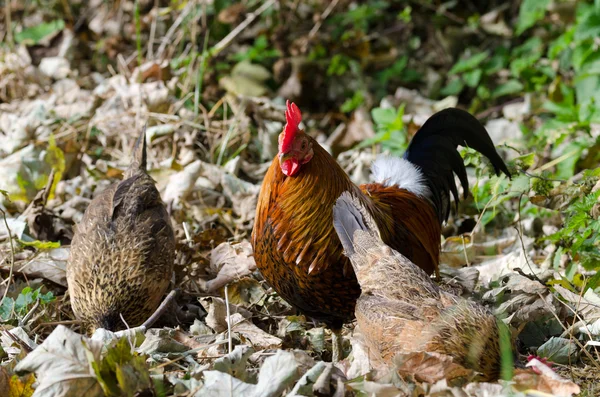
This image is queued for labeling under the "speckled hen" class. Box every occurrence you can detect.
[67,127,175,331]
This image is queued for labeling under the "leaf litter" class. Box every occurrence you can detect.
[0,0,597,396]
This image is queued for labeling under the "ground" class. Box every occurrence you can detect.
[0,0,599,396]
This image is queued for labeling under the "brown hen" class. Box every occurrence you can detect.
[67,127,175,331]
[332,192,509,381]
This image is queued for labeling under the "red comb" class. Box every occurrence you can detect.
[280,100,302,153]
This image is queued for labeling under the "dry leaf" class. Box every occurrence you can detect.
[206,241,257,292]
[15,325,104,397]
[200,297,252,333]
[393,351,473,383]
[198,350,299,397]
[229,313,282,350]
[513,368,580,396]
[15,248,68,287]
[553,285,600,321]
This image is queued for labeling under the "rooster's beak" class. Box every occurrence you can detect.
[279,152,293,162]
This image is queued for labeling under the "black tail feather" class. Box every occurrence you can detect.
[404,108,510,223]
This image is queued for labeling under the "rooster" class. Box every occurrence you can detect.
[252,101,510,360]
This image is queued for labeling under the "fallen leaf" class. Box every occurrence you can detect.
[7,373,35,397]
[200,297,252,333]
[213,345,254,383]
[393,351,473,383]
[197,350,300,397]
[137,329,188,355]
[536,337,579,365]
[513,367,580,396]
[554,285,600,321]
[162,160,204,205]
[219,61,271,97]
[206,241,257,293]
[15,325,104,397]
[226,278,266,307]
[230,313,282,350]
[14,248,68,287]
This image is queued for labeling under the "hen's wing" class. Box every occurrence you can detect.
[360,183,441,276]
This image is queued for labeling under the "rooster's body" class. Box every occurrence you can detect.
[252,102,509,337]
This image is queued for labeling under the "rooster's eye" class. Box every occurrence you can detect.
[301,141,306,150]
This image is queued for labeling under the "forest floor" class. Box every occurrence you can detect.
[0,1,599,396]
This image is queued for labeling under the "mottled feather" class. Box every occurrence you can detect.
[67,127,175,332]
[333,192,507,381]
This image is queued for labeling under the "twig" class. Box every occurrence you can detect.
[532,149,580,173]
[225,284,232,354]
[147,0,158,59]
[42,169,57,207]
[514,192,539,279]
[156,1,194,60]
[521,170,567,183]
[111,289,179,339]
[475,98,525,120]
[3,330,33,353]
[142,289,178,329]
[210,0,277,57]
[307,0,340,42]
[182,222,193,248]
[4,0,12,48]
[539,292,600,371]
[151,339,229,370]
[19,299,40,327]
[0,208,16,306]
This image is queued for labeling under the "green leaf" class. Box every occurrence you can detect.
[93,337,154,396]
[463,69,483,88]
[0,297,14,321]
[510,175,530,193]
[537,337,578,364]
[575,6,600,40]
[555,141,586,179]
[516,0,551,36]
[440,78,465,96]
[340,91,365,113]
[515,153,536,168]
[491,80,524,98]
[449,52,489,74]
[15,20,65,45]
[18,239,61,250]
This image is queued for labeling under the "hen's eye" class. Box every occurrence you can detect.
[301,141,307,150]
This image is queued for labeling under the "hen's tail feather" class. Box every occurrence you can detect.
[404,108,510,223]
[332,192,379,257]
[127,124,148,177]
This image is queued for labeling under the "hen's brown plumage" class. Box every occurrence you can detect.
[333,192,507,381]
[67,127,175,331]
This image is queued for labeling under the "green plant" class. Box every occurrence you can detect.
[232,35,281,64]
[356,104,407,155]
[0,287,55,323]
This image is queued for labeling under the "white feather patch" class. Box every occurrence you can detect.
[370,156,431,197]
